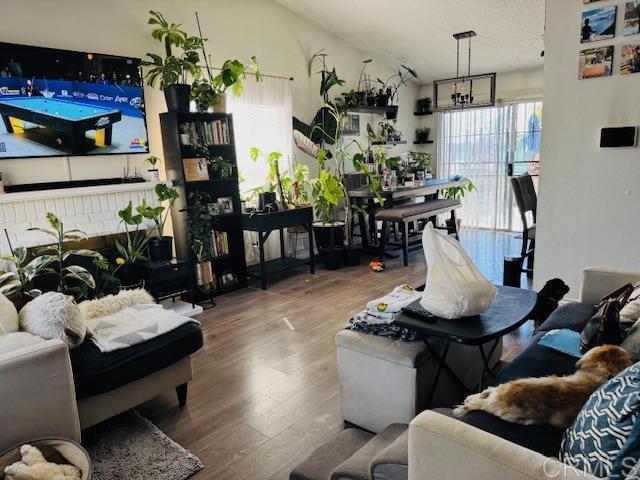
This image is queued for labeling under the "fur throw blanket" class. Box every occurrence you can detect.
[78,288,154,320]
[19,292,86,349]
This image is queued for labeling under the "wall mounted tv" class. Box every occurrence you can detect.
[0,42,148,159]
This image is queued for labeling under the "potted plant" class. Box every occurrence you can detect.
[114,202,152,287]
[443,176,476,232]
[310,104,383,268]
[186,192,215,288]
[356,59,373,106]
[408,151,432,180]
[376,65,418,118]
[138,183,180,262]
[145,155,161,181]
[415,127,431,144]
[249,148,311,210]
[142,10,204,111]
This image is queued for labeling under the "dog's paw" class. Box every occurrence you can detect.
[452,404,468,417]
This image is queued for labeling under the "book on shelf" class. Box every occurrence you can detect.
[211,230,230,258]
[181,118,231,146]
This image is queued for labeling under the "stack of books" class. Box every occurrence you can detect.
[186,119,231,146]
[212,230,230,257]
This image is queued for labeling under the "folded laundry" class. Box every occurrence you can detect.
[346,285,421,341]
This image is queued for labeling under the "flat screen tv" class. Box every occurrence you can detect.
[0,42,148,159]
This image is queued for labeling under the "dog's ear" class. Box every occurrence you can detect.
[578,345,631,375]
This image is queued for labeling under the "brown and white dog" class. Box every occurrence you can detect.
[453,345,631,428]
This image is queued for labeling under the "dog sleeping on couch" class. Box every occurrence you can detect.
[453,344,631,428]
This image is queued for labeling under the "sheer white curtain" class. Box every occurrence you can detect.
[227,76,293,263]
[437,100,542,231]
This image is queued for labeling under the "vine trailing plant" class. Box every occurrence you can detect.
[186,191,213,261]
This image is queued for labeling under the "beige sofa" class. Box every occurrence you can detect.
[408,267,640,480]
[0,338,195,452]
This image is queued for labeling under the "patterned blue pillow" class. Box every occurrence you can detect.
[560,362,640,478]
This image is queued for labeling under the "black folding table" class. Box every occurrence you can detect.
[395,285,537,406]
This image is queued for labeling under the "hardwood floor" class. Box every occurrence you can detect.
[136,229,534,479]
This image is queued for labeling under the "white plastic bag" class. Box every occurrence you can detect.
[420,223,497,319]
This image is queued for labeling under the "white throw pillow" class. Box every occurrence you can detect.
[0,332,45,355]
[0,293,19,333]
[19,292,86,348]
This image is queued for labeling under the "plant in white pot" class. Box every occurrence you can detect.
[144,155,161,181]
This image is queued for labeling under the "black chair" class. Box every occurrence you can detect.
[510,173,537,276]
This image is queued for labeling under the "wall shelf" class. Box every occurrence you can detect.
[413,111,434,116]
[413,141,434,145]
[371,140,407,146]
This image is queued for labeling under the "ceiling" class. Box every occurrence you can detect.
[274,0,545,83]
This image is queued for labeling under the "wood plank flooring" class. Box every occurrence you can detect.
[136,230,533,480]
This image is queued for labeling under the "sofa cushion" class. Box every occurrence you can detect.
[70,322,203,399]
[433,408,564,458]
[535,301,594,334]
[560,362,640,479]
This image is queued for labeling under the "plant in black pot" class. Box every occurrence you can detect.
[141,10,204,111]
[139,183,180,262]
[186,192,215,289]
[115,202,152,287]
[376,65,418,114]
[311,104,383,268]
[415,126,431,144]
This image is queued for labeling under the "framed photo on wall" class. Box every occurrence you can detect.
[578,45,614,79]
[580,6,617,43]
[341,114,360,136]
[625,0,640,36]
[621,43,640,74]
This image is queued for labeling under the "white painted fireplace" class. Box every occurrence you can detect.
[0,181,162,256]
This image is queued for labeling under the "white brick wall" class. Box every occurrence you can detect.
[0,182,164,257]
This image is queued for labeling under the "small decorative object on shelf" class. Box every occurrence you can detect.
[414,97,433,115]
[415,127,431,144]
[144,155,161,181]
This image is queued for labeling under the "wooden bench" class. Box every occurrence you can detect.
[375,198,462,266]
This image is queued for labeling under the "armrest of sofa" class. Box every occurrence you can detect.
[408,411,599,480]
[0,339,81,451]
[580,267,640,305]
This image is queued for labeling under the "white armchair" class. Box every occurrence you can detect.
[0,339,80,452]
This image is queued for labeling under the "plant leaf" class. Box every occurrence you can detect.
[62,249,103,261]
[63,265,96,289]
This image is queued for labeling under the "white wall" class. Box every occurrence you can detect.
[535,0,640,293]
[417,67,544,174]
[0,0,419,185]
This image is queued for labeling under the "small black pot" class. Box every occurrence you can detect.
[376,93,389,107]
[343,247,361,267]
[148,236,173,262]
[366,95,377,107]
[417,131,430,143]
[320,248,344,270]
[117,263,141,288]
[164,84,191,112]
[385,105,399,120]
[355,91,366,106]
[313,224,344,250]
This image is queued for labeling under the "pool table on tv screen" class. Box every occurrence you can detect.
[0,97,122,154]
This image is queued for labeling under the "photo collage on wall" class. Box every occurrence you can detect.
[579,0,640,78]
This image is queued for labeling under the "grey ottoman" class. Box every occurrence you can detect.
[336,329,502,433]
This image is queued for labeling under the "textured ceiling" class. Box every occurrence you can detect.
[274,0,545,83]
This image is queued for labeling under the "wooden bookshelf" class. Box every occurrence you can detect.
[160,111,247,297]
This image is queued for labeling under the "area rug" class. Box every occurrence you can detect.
[82,410,203,480]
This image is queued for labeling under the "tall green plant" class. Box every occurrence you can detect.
[310,104,384,246]
[29,213,102,293]
[137,183,179,238]
[186,192,213,261]
[142,10,204,89]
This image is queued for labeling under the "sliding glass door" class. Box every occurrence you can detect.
[437,100,542,231]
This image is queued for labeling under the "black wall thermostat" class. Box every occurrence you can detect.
[600,127,637,148]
